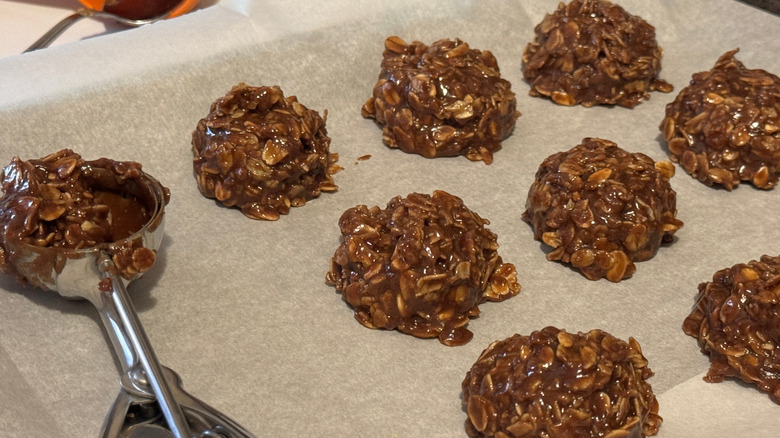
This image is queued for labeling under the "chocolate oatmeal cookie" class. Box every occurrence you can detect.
[523,0,672,108]
[326,190,520,346]
[362,37,519,164]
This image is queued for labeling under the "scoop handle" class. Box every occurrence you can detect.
[95,253,191,438]
[25,9,94,52]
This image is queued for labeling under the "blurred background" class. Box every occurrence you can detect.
[0,0,221,57]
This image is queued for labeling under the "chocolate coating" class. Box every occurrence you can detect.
[523,0,672,108]
[325,190,520,346]
[683,255,780,404]
[522,138,683,282]
[0,149,169,288]
[660,49,780,190]
[192,83,339,220]
[362,37,519,164]
[462,327,662,437]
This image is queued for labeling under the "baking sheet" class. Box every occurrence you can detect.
[0,0,778,436]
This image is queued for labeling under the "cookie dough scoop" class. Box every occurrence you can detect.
[0,150,254,438]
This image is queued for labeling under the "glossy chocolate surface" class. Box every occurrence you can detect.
[683,255,780,404]
[523,0,672,108]
[0,149,169,288]
[522,138,683,282]
[192,83,339,220]
[326,190,520,346]
[362,37,519,164]
[660,49,780,189]
[462,327,661,437]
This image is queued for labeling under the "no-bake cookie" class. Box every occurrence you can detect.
[462,327,662,437]
[192,83,339,220]
[660,49,780,189]
[523,0,672,108]
[362,37,519,164]
[522,138,683,282]
[683,255,780,403]
[326,190,520,346]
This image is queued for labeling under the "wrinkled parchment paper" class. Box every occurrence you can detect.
[0,1,778,436]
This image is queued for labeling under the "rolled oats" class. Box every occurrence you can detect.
[683,255,780,404]
[192,83,339,220]
[659,49,780,189]
[0,149,169,288]
[522,138,683,282]
[326,190,520,346]
[462,327,662,437]
[362,37,520,164]
[523,0,672,108]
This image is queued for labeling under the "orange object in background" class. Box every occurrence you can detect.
[78,0,200,20]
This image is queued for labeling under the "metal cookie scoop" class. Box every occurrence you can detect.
[4,163,254,438]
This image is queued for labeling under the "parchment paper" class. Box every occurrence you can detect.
[0,1,778,436]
